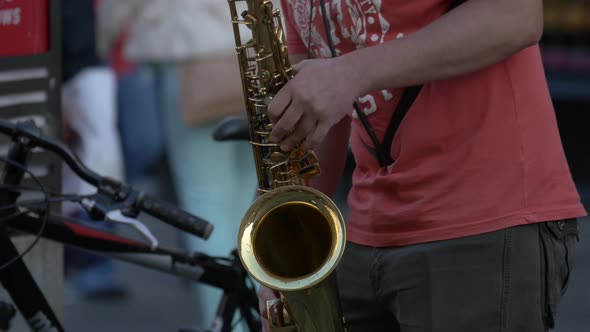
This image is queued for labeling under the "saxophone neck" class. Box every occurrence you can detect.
[249,0,293,85]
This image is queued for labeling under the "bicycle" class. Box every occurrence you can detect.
[0,119,261,332]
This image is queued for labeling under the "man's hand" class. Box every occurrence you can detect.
[268,57,359,152]
[258,285,279,332]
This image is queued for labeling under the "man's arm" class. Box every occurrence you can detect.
[349,0,543,94]
[269,0,543,151]
[289,54,351,198]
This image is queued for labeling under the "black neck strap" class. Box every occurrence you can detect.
[316,0,463,167]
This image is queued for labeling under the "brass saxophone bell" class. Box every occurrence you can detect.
[228,0,347,331]
[238,186,346,332]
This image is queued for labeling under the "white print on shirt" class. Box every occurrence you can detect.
[353,89,394,117]
[287,0,398,116]
[289,0,392,58]
[0,7,21,26]
[357,94,377,115]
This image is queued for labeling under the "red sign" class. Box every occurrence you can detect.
[0,0,49,57]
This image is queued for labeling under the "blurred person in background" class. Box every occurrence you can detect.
[60,0,126,299]
[95,0,165,188]
[96,0,256,329]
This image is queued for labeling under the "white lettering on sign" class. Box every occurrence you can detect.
[0,7,21,26]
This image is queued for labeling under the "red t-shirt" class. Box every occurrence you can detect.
[280,0,586,246]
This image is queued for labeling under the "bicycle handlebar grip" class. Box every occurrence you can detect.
[139,195,214,240]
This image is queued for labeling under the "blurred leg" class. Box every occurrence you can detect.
[61,66,126,299]
[117,66,165,183]
[157,63,256,330]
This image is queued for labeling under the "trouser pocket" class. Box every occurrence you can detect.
[539,218,580,330]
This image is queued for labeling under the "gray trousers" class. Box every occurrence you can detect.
[336,219,579,332]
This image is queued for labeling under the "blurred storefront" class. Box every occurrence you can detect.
[541,0,590,188]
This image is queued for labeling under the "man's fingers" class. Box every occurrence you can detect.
[270,103,303,143]
[259,298,268,321]
[258,286,279,320]
[262,317,272,332]
[258,292,269,320]
[302,121,331,150]
[258,286,280,331]
[278,115,317,152]
[268,86,292,125]
[291,59,308,74]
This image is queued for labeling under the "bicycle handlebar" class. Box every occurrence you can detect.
[0,120,214,240]
[137,194,214,240]
[0,120,105,186]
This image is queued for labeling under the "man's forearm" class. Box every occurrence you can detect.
[344,0,543,96]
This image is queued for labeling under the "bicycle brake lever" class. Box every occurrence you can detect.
[105,210,159,250]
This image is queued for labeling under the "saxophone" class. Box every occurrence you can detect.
[227,1,347,331]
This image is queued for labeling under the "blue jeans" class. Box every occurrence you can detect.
[157,63,256,328]
[117,66,165,182]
